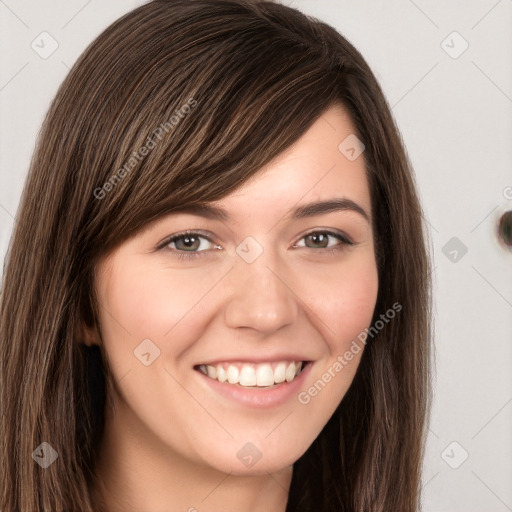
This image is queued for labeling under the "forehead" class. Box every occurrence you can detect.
[180,104,371,222]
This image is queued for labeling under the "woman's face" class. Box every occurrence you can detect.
[92,103,378,476]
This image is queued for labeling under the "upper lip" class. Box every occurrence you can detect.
[195,355,312,366]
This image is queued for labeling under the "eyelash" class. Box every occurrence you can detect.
[157,229,354,260]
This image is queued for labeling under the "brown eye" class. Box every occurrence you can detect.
[294,230,353,255]
[172,234,203,251]
[158,231,219,260]
[304,232,330,249]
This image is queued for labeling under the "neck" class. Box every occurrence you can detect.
[89,399,293,512]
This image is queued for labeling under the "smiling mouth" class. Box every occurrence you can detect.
[193,360,310,388]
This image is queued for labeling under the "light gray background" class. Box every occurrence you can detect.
[1,1,511,511]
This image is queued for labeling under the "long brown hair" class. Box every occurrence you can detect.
[0,1,433,510]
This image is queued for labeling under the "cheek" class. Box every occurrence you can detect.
[303,252,379,353]
[332,270,378,347]
[287,254,378,448]
[97,261,226,363]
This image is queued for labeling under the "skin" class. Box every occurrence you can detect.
[85,103,379,512]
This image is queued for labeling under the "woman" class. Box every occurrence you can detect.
[0,0,433,510]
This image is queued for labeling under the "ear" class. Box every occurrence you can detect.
[76,317,101,347]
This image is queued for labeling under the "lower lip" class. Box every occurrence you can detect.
[195,362,313,409]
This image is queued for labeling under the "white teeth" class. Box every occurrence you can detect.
[285,362,296,382]
[197,361,304,387]
[206,365,217,379]
[227,366,239,384]
[216,365,227,383]
[274,362,286,384]
[239,365,257,386]
[256,364,274,386]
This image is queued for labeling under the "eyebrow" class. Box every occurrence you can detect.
[170,198,370,223]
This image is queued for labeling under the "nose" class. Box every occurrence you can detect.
[223,249,298,335]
